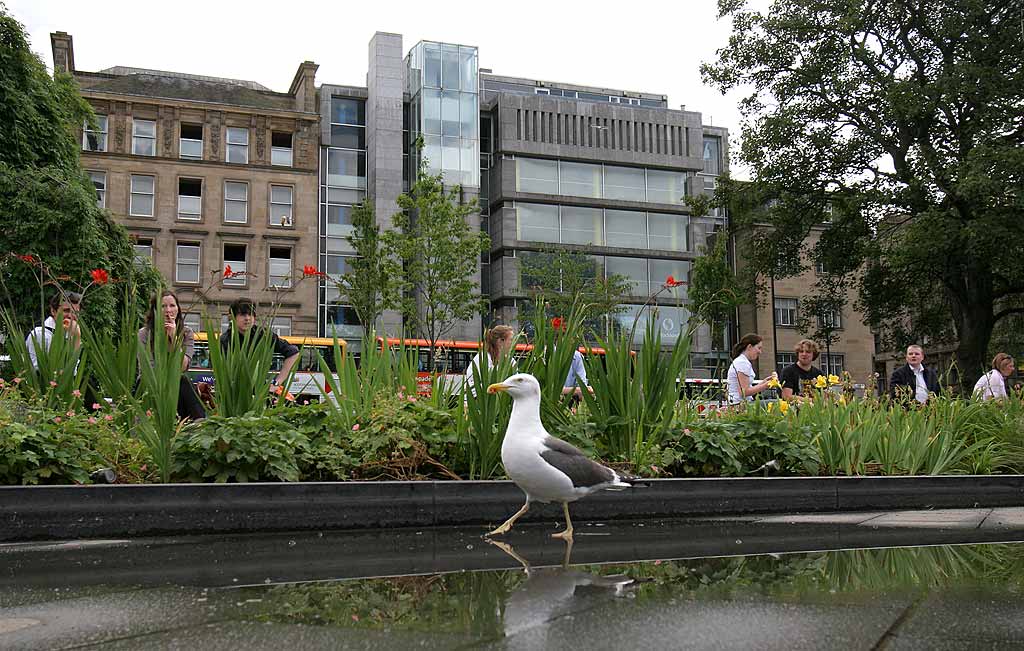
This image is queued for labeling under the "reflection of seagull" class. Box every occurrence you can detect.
[486,373,638,541]
[488,539,637,639]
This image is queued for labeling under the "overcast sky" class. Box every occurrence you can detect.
[13,0,762,178]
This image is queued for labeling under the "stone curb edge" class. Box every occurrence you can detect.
[2,475,1022,542]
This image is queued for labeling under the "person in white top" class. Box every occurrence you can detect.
[973,353,1015,401]
[25,291,83,369]
[726,333,778,405]
[465,325,516,397]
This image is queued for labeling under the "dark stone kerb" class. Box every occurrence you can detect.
[2,476,1023,542]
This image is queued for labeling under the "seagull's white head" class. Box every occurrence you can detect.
[487,373,541,401]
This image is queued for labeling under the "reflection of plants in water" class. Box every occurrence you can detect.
[250,571,523,636]
[583,544,1024,602]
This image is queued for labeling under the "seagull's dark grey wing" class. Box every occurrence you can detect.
[540,436,615,488]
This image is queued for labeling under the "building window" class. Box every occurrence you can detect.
[178,178,202,220]
[183,312,202,333]
[702,136,722,175]
[180,123,203,160]
[819,309,843,330]
[129,174,155,217]
[226,127,249,164]
[516,158,558,194]
[224,181,248,224]
[132,119,156,156]
[774,298,798,327]
[175,242,200,284]
[270,317,292,337]
[271,132,293,166]
[82,116,107,152]
[269,246,292,288]
[822,353,844,377]
[605,209,649,249]
[270,185,293,227]
[604,165,646,202]
[776,352,797,375]
[133,237,153,266]
[516,203,559,243]
[88,171,106,208]
[559,161,602,199]
[559,205,603,245]
[649,259,689,298]
[646,169,688,204]
[325,148,367,189]
[648,213,688,252]
[223,243,247,287]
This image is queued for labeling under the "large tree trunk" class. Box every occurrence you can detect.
[949,290,996,397]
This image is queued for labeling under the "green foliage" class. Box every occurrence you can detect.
[134,308,185,482]
[581,310,693,470]
[173,414,308,483]
[383,158,489,363]
[206,318,278,417]
[0,305,88,410]
[0,394,138,484]
[337,201,394,330]
[353,392,459,480]
[317,332,418,432]
[0,7,160,338]
[79,289,141,408]
[703,0,1024,390]
[686,220,750,352]
[458,339,519,479]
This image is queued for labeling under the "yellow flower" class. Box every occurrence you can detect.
[814,375,828,389]
[778,400,790,414]
[828,374,841,386]
[838,395,847,405]
[766,402,776,413]
[767,377,781,389]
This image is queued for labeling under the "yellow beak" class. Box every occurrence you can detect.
[487,383,509,394]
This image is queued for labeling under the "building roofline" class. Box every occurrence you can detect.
[482,72,666,101]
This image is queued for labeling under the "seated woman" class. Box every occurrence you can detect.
[780,339,826,402]
[138,290,205,421]
[973,353,1015,401]
[726,333,778,406]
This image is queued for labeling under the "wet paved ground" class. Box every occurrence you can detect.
[4,507,1024,649]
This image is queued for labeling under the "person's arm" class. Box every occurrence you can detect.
[739,371,775,398]
[271,335,300,388]
[25,328,41,370]
[781,387,795,401]
[181,328,194,373]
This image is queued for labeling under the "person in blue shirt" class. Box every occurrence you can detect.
[562,348,591,400]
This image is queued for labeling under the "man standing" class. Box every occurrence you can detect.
[220,298,299,391]
[889,344,940,404]
[26,291,82,369]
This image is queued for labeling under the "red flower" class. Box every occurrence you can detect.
[550,317,565,331]
[302,264,326,278]
[665,275,686,288]
[90,268,109,285]
[16,254,36,264]
[223,265,233,278]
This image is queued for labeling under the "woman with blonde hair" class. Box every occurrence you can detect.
[465,325,516,397]
[973,353,1015,401]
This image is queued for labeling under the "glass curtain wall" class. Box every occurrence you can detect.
[406,41,480,187]
[318,95,367,337]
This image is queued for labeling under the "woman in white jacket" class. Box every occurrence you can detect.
[465,325,515,397]
[974,353,1015,401]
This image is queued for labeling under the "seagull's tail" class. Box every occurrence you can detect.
[608,470,650,490]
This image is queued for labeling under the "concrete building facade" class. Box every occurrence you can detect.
[54,30,734,369]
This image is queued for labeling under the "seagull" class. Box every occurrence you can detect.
[485,373,638,541]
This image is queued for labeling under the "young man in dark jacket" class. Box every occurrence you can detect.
[889,344,940,404]
[220,298,299,392]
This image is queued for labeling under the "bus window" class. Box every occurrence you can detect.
[191,343,211,369]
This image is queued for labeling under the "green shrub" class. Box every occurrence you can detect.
[172,414,309,482]
[0,397,115,484]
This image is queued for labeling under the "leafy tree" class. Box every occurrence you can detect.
[685,194,752,354]
[519,246,631,339]
[795,273,848,371]
[703,0,1024,389]
[335,201,395,332]
[382,160,489,367]
[0,7,158,338]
